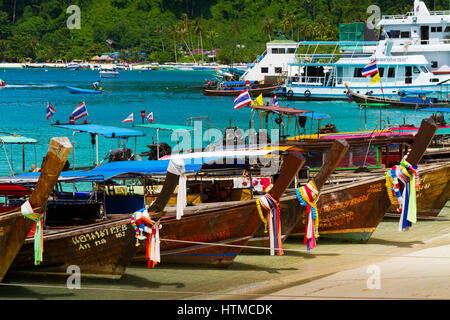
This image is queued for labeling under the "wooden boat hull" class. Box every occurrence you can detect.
[202,85,280,97]
[10,217,138,279]
[386,162,450,218]
[141,202,264,266]
[67,86,102,94]
[351,92,450,109]
[290,176,389,242]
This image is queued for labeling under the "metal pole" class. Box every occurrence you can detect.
[96,134,99,166]
[157,128,160,160]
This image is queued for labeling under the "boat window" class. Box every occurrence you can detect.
[353,68,363,78]
[388,67,395,78]
[400,31,410,38]
[445,26,450,32]
[271,48,279,54]
[278,48,285,54]
[437,26,443,32]
[274,67,282,74]
[413,66,420,74]
[420,66,429,73]
[431,27,437,32]
[431,61,438,68]
[287,48,296,54]
[261,67,268,73]
[337,67,343,84]
[378,67,384,77]
[390,30,400,38]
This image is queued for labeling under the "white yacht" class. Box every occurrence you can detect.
[99,66,119,78]
[279,40,449,100]
[377,0,450,75]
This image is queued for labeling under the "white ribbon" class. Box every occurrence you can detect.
[150,222,161,264]
[167,158,187,220]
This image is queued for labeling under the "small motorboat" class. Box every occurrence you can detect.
[99,67,119,78]
[67,86,103,94]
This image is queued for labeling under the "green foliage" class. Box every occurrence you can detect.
[0,0,427,63]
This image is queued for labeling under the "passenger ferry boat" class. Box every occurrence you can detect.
[377,0,450,75]
[278,40,450,101]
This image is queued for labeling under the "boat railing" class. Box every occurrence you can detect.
[382,10,450,20]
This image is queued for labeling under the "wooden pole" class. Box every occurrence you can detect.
[0,137,73,281]
[404,118,438,166]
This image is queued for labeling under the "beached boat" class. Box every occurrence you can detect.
[67,86,103,95]
[289,118,438,241]
[246,139,349,250]
[133,148,306,266]
[8,160,181,278]
[0,137,72,282]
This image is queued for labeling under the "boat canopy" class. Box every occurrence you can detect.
[0,135,38,144]
[301,112,331,120]
[247,105,311,115]
[0,150,269,184]
[420,107,450,113]
[53,124,145,138]
[134,123,194,132]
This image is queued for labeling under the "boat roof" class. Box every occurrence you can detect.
[301,112,331,120]
[0,148,278,183]
[0,135,38,144]
[420,107,450,113]
[134,123,194,132]
[53,124,145,138]
[247,105,311,115]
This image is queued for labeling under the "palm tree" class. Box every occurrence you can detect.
[178,21,197,63]
[282,12,297,40]
[193,19,204,62]
[206,30,218,62]
[156,24,165,51]
[168,25,178,63]
[262,17,274,41]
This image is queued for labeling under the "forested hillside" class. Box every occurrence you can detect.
[0,0,446,63]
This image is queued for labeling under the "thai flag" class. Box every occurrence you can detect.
[46,102,56,120]
[234,90,252,109]
[122,112,134,123]
[361,60,378,77]
[272,94,279,106]
[146,112,153,123]
[70,102,88,120]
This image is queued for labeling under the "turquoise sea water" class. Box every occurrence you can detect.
[0,68,434,176]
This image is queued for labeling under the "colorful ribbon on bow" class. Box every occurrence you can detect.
[256,193,282,256]
[296,181,320,252]
[21,200,44,265]
[385,159,419,232]
[130,208,161,268]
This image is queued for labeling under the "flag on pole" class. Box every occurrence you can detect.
[272,94,279,106]
[234,90,252,109]
[251,93,264,106]
[122,112,134,123]
[369,72,381,85]
[46,102,56,120]
[70,102,88,120]
[361,60,378,77]
[146,112,153,123]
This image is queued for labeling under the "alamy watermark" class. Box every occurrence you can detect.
[66,265,81,289]
[366,264,381,290]
[67,5,81,30]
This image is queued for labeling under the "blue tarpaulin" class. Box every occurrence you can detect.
[420,107,450,113]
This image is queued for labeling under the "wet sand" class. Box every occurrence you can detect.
[1,201,449,300]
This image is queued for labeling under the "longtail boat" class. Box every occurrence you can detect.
[67,86,103,94]
[246,139,349,250]
[133,148,306,266]
[8,160,182,279]
[289,118,438,241]
[350,91,450,109]
[202,84,281,97]
[0,137,72,282]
